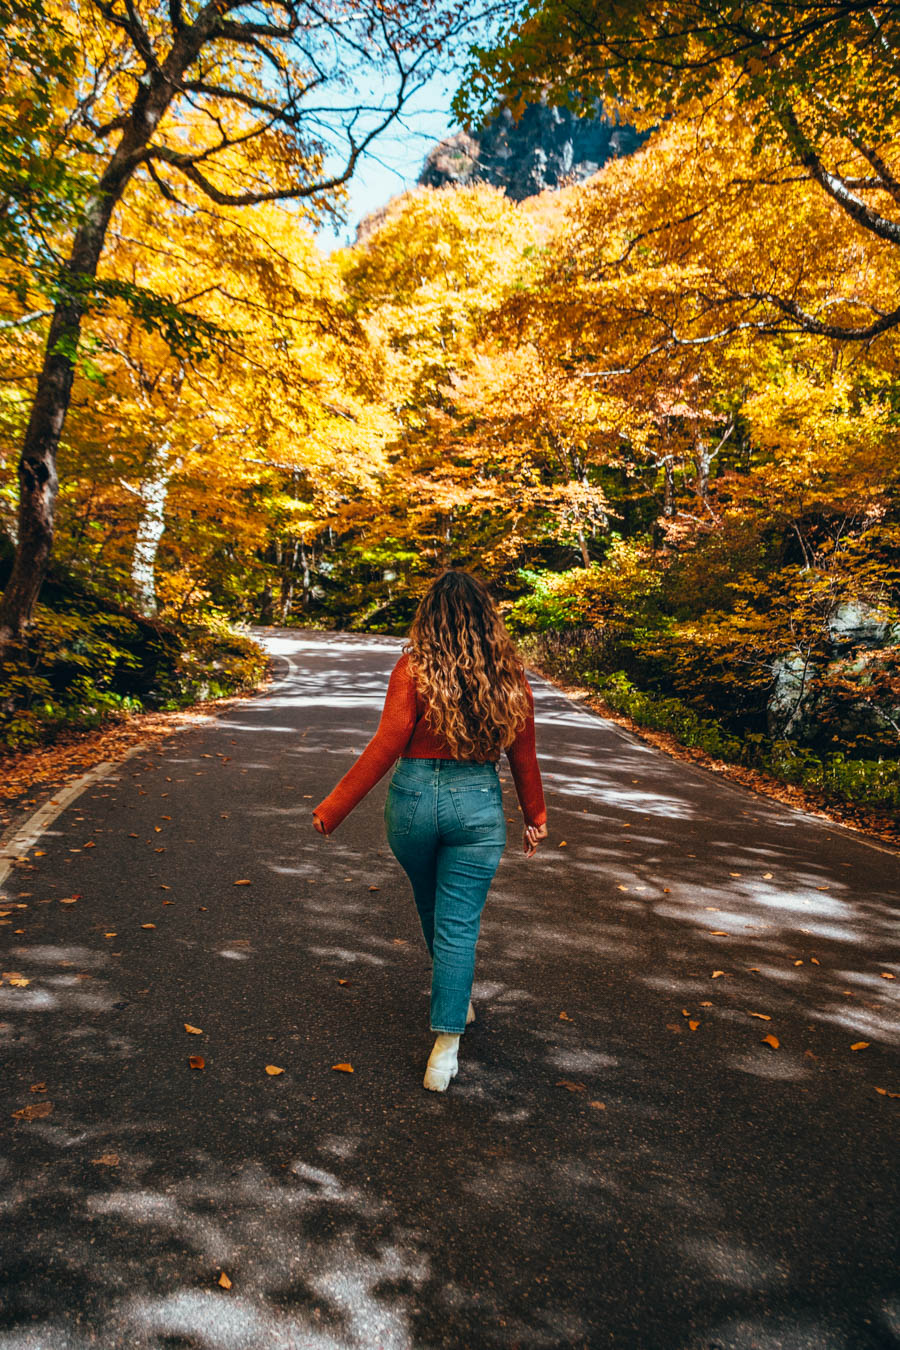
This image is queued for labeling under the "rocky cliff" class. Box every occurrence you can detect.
[417,102,644,201]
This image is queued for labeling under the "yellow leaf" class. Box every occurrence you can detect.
[590,1100,606,1110]
[616,884,627,891]
[558,840,568,847]
[91,1153,119,1166]
[189,1056,205,1070]
[12,1100,52,1120]
[559,1011,573,1021]
[711,970,725,979]
[104,932,117,938]
[141,923,156,930]
[265,1065,284,1076]
[59,895,80,905]
[763,872,773,879]
[184,1024,203,1035]
[762,1034,780,1049]
[748,1012,771,1020]
[699,1001,713,1007]
[337,978,349,985]
[30,1082,47,1093]
[8,976,30,987]
[234,879,251,886]
[688,1020,700,1031]
[793,959,803,966]
[880,972,895,979]
[874,1087,900,1099]
[218,1272,232,1289]
[810,957,820,965]
[555,1079,586,1092]
[850,1042,870,1051]
[331,1063,354,1073]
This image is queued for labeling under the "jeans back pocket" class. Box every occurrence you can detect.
[385,782,421,836]
[450,783,503,833]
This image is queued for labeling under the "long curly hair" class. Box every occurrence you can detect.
[405,569,530,760]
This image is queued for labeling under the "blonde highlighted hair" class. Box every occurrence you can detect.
[405,569,530,761]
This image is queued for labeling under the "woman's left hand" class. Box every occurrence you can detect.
[523,822,548,857]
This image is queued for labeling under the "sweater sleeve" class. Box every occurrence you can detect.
[505,680,547,828]
[313,655,418,834]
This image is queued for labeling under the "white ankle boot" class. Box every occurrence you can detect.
[466,999,476,1026]
[424,1033,460,1091]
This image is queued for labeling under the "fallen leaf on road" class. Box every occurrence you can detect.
[709,931,728,935]
[331,1063,354,1073]
[234,879,251,886]
[12,1101,52,1120]
[559,1011,573,1021]
[881,972,895,980]
[368,886,380,892]
[83,842,95,849]
[30,1083,47,1093]
[874,1087,900,1098]
[666,1023,683,1033]
[728,872,741,877]
[662,887,671,893]
[218,1272,232,1289]
[681,1009,690,1017]
[763,872,773,879]
[810,957,820,965]
[337,979,349,986]
[7,976,30,987]
[616,884,627,891]
[762,1034,780,1049]
[748,1012,772,1021]
[141,923,156,930]
[688,1020,700,1031]
[556,1080,586,1093]
[850,1042,870,1051]
[392,938,407,945]
[590,1101,606,1110]
[160,884,170,891]
[558,841,568,848]
[265,1065,284,1076]
[804,1049,820,1061]
[711,970,725,979]
[104,932,116,938]
[91,1153,119,1166]
[184,1024,203,1035]
[59,895,80,905]
[189,1056,205,1070]
[699,1001,713,1007]
[793,959,803,966]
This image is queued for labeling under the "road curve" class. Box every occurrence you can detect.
[1,629,898,1350]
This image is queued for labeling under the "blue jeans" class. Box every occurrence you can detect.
[384,757,507,1034]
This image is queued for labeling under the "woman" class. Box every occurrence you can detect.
[313,569,548,1092]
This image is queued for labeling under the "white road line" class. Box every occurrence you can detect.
[0,746,142,890]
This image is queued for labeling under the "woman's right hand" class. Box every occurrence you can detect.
[523,822,548,857]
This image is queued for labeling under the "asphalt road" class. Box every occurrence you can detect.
[1,629,898,1350]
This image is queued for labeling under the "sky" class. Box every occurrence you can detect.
[313,72,459,254]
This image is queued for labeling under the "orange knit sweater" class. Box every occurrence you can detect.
[313,653,546,834]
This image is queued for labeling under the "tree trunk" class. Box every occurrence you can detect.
[131,443,175,615]
[0,38,198,661]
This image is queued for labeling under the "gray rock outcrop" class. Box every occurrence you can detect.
[418,103,645,201]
